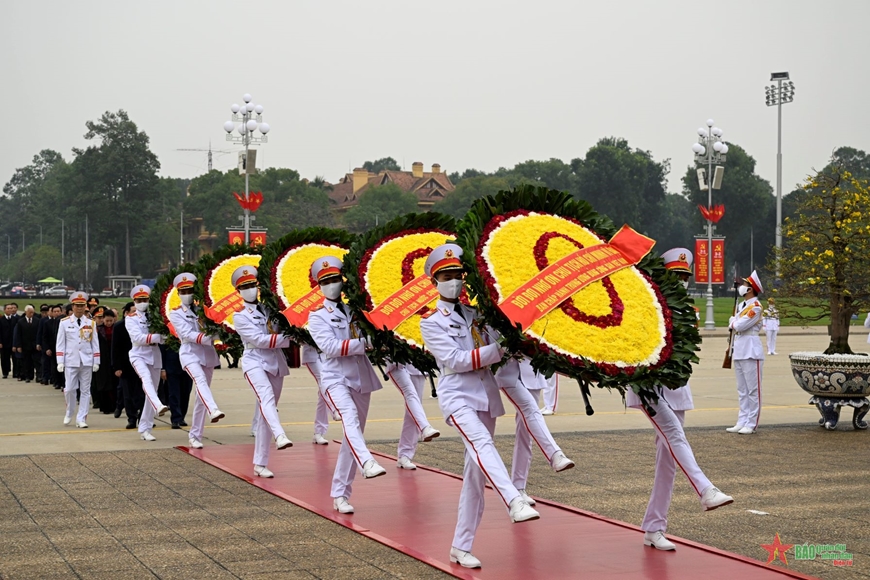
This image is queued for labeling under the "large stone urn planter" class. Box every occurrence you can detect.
[789,352,870,430]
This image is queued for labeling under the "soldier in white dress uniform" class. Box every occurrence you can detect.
[301,344,339,445]
[126,285,169,441]
[231,266,294,478]
[419,244,539,570]
[56,291,100,428]
[626,248,733,550]
[307,256,388,515]
[727,270,765,435]
[167,272,224,450]
[386,361,440,470]
[541,373,558,415]
[762,298,780,355]
[496,357,574,503]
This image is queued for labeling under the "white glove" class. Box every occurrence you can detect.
[57,363,64,373]
[363,337,373,350]
[152,334,164,345]
[92,364,100,373]
[203,335,215,345]
[728,316,735,328]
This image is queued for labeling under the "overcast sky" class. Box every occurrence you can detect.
[3,0,868,198]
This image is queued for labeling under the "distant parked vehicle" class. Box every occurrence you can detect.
[45,286,70,297]
[99,288,114,297]
[10,286,27,297]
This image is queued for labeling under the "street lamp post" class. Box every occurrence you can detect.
[223,93,270,245]
[765,72,795,277]
[692,119,729,330]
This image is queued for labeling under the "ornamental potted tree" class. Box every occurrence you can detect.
[775,161,870,430]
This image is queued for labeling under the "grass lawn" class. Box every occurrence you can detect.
[696,297,847,327]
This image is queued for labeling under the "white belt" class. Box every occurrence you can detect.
[441,366,482,376]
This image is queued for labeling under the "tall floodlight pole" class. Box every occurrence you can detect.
[223,94,270,244]
[692,119,729,330]
[765,72,795,277]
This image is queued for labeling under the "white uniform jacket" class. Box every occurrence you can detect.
[864,312,870,344]
[55,315,100,367]
[495,356,547,391]
[625,384,694,411]
[729,296,764,360]
[125,311,163,368]
[420,300,504,421]
[168,305,220,369]
[762,306,780,332]
[301,343,321,365]
[308,299,382,393]
[234,303,290,377]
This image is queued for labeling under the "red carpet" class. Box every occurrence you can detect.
[180,443,815,580]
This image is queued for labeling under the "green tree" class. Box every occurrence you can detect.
[572,137,669,236]
[362,157,401,174]
[646,194,696,255]
[343,184,418,233]
[434,176,511,219]
[496,158,578,194]
[681,143,774,283]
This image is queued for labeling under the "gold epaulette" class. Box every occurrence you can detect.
[421,309,437,319]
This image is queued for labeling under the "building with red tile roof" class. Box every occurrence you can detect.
[328,162,454,212]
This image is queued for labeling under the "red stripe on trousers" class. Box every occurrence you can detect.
[754,360,762,430]
[389,372,423,431]
[641,406,701,496]
[450,413,510,507]
[326,389,364,468]
[501,388,552,462]
[184,365,213,415]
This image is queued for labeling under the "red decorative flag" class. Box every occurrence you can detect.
[232,191,264,212]
[698,204,725,223]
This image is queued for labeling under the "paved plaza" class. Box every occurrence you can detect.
[0,328,867,579]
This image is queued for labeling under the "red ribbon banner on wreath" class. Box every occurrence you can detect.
[363,273,441,331]
[498,225,656,331]
[204,293,245,324]
[281,287,326,327]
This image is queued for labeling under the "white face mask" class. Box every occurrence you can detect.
[437,278,464,300]
[737,285,749,297]
[134,302,149,313]
[320,281,343,301]
[180,294,194,306]
[240,288,259,303]
[681,280,689,290]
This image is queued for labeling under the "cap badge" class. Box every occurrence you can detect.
[445,249,454,258]
[679,253,687,262]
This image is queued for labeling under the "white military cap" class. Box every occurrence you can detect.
[70,291,89,305]
[424,243,464,278]
[661,247,693,274]
[173,272,197,290]
[130,285,151,299]
[745,270,763,294]
[311,255,343,283]
[231,265,258,288]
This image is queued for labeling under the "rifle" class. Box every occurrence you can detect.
[722,283,741,369]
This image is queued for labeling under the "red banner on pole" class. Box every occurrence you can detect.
[694,239,725,284]
[228,231,245,245]
[498,225,655,331]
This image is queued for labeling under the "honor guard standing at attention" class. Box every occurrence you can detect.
[727,271,765,435]
[386,361,440,470]
[626,248,733,551]
[57,291,100,428]
[168,273,224,450]
[420,244,539,570]
[763,297,780,355]
[232,266,294,478]
[307,255,387,516]
[496,357,574,505]
[126,285,169,441]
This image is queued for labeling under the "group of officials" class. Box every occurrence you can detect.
[17,240,777,569]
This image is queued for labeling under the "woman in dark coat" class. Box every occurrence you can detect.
[91,307,119,414]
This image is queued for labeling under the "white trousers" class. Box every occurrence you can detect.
[734,358,763,429]
[389,369,430,459]
[638,401,712,532]
[766,330,778,354]
[503,386,560,490]
[184,363,215,441]
[131,358,162,434]
[448,407,521,552]
[324,385,372,499]
[244,368,286,467]
[304,361,335,436]
[543,374,559,412]
[63,366,92,423]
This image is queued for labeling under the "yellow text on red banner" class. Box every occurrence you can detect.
[205,293,244,324]
[281,287,325,327]
[363,274,440,331]
[498,225,655,331]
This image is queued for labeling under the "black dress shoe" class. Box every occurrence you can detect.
[126,421,137,429]
[25,380,30,383]
[114,408,122,418]
[178,421,188,427]
[171,424,181,429]
[2,375,7,379]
